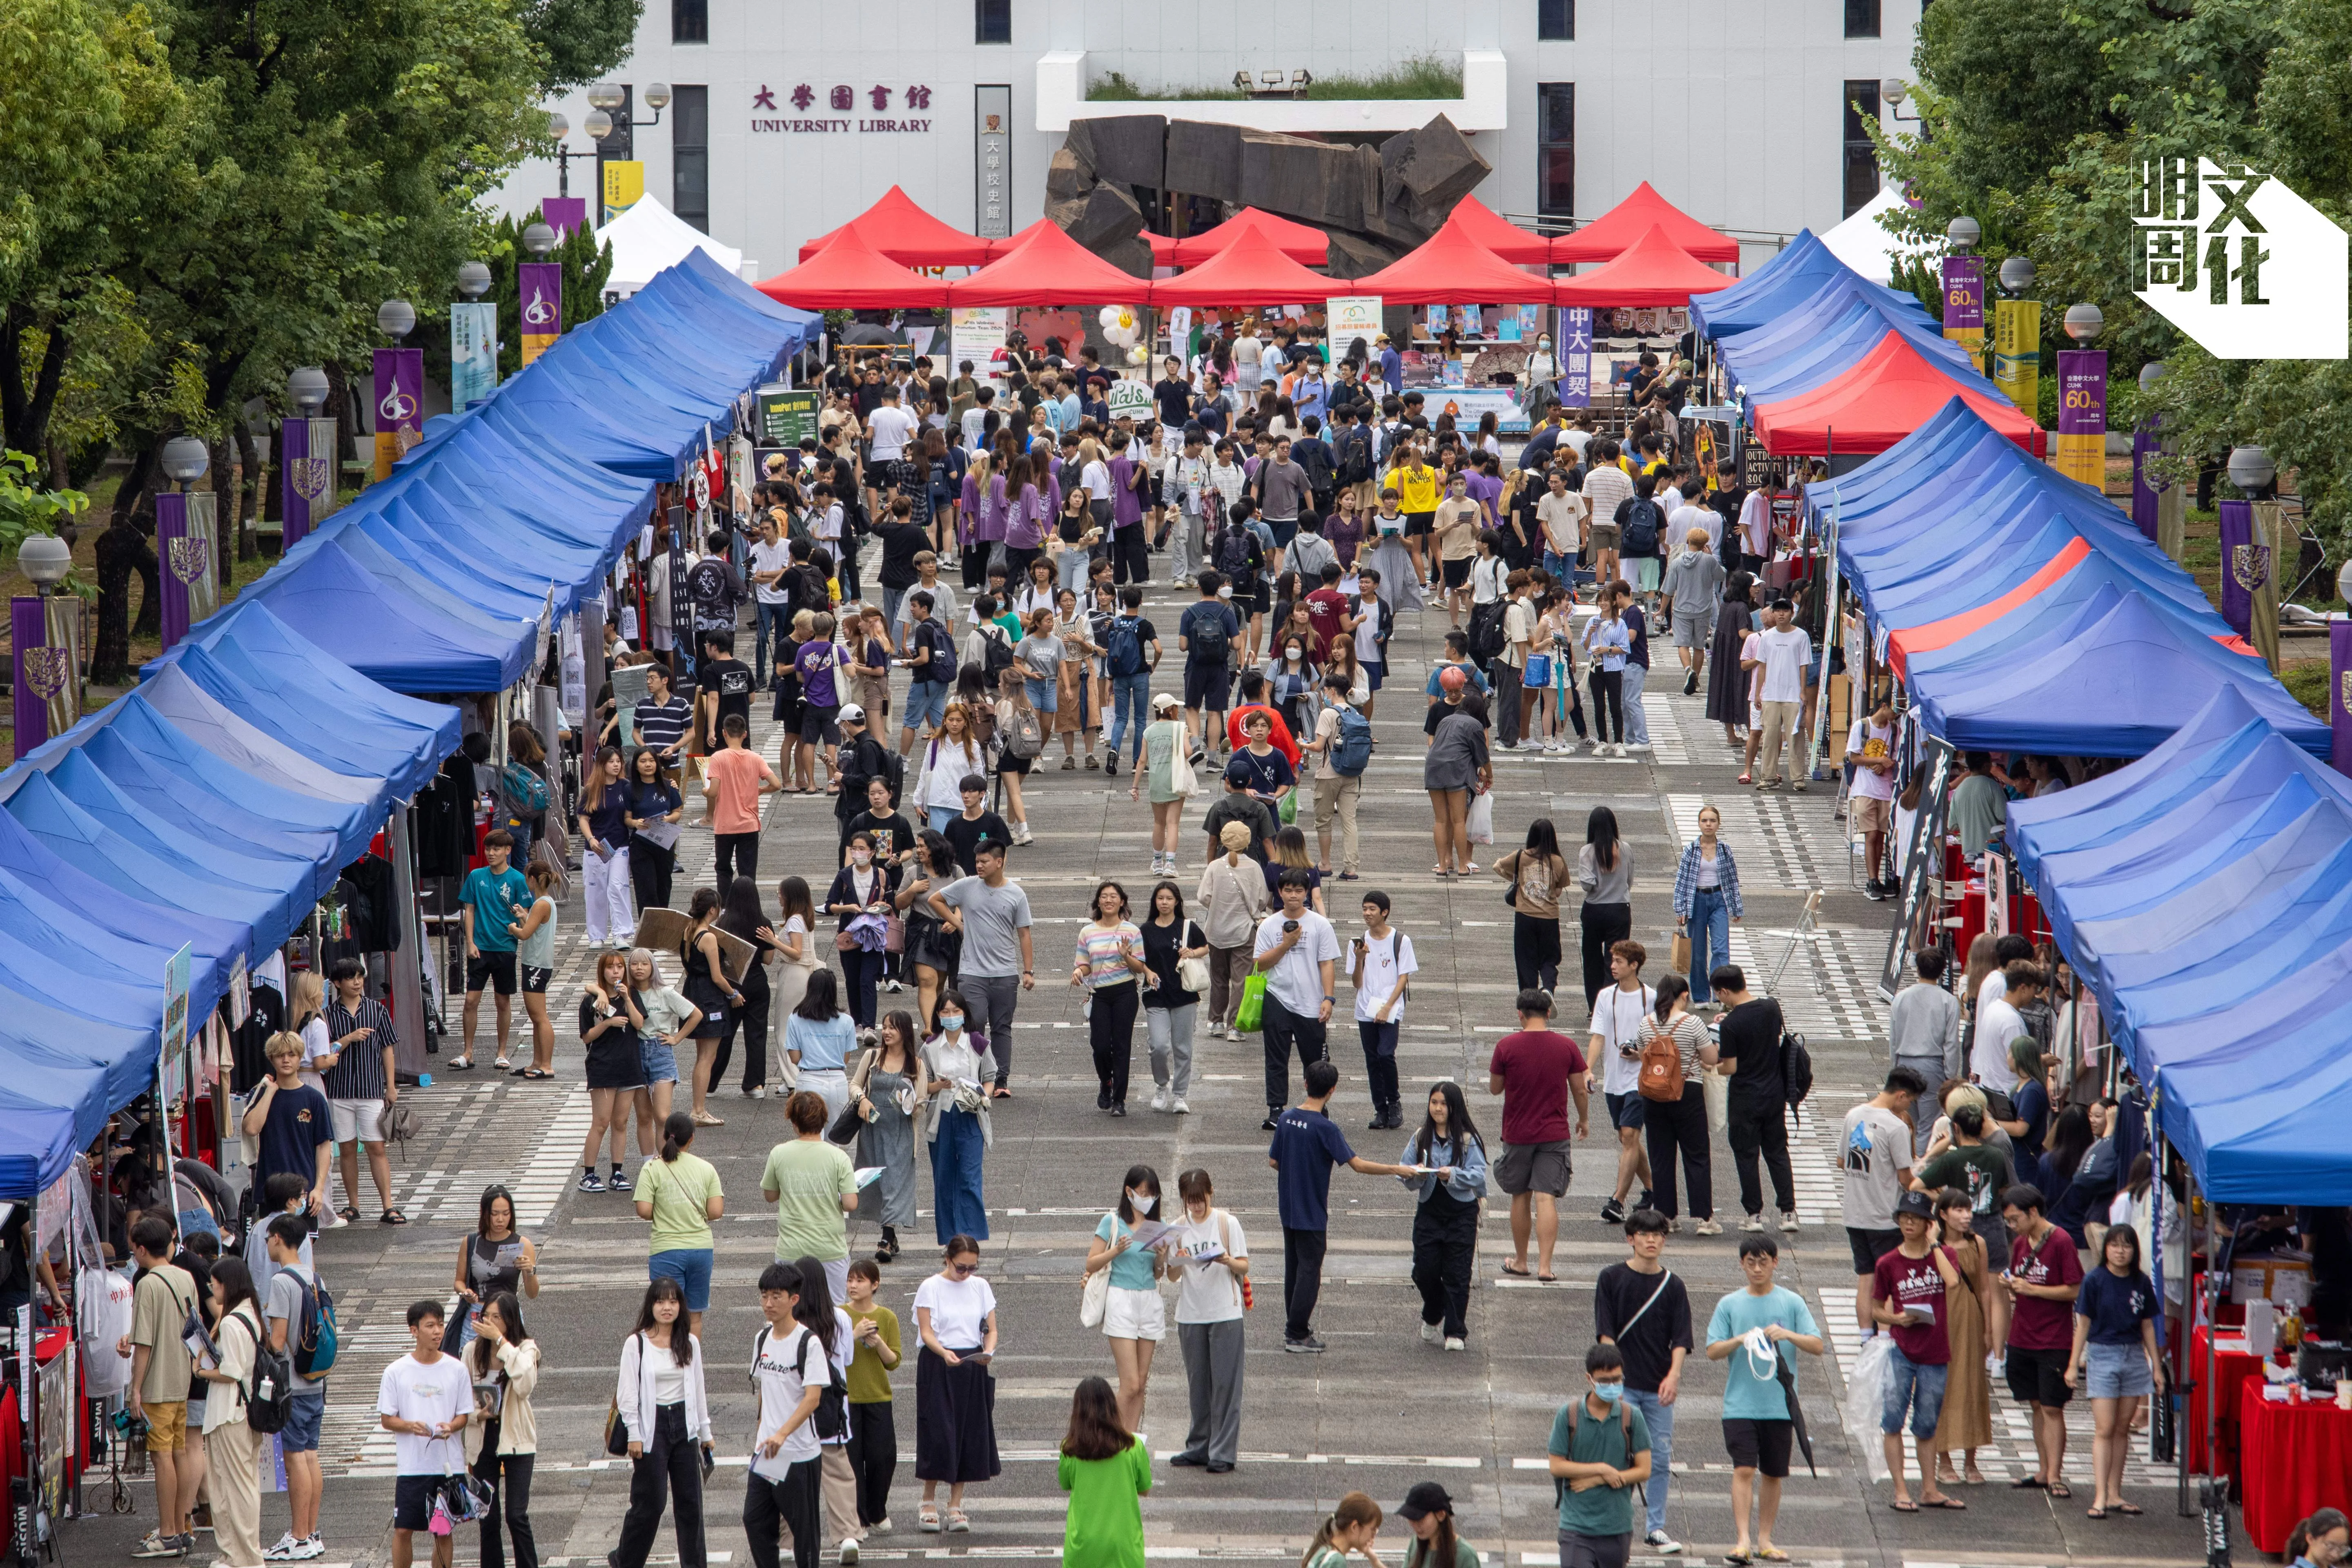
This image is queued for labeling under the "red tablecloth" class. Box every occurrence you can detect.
[2188,1327,2265,1478]
[2238,1379,2352,1553]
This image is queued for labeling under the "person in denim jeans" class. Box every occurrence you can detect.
[1592,1208,1693,1555]
[1671,808,1742,1004]
[1870,1192,1962,1512]
[1100,586,1160,777]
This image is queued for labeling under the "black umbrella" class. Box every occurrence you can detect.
[1773,1346,1818,1477]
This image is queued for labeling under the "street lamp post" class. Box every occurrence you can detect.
[2224,445,2284,670]
[453,261,498,415]
[1990,255,2040,413]
[154,435,213,652]
[1881,78,1919,122]
[518,222,566,366]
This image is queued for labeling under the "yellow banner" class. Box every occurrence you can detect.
[1944,325,1986,376]
[1991,299,2041,416]
[602,160,644,225]
[2051,432,2104,488]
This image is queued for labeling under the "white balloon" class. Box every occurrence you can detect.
[1098,305,1123,329]
[1126,345,1149,365]
[1104,323,1134,347]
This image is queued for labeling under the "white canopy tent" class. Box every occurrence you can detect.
[594,194,746,296]
[1820,185,1939,284]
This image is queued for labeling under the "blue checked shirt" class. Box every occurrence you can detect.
[1671,839,1744,920]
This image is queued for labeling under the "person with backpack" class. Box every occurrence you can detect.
[1636,975,1720,1235]
[1304,674,1370,879]
[1594,1211,1695,1557]
[196,1259,270,1568]
[1614,474,1668,603]
[1710,966,1801,1237]
[1178,571,1241,762]
[263,1214,332,1559]
[746,1261,830,1568]
[1549,1344,1655,1568]
[1100,586,1161,781]
[1208,500,1268,667]
[378,1300,472,1568]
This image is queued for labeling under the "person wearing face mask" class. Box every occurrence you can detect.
[1550,1344,1655,1568]
[1262,635,1321,745]
[1084,1165,1174,1434]
[919,996,996,1243]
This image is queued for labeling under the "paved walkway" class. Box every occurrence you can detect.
[77,570,2221,1568]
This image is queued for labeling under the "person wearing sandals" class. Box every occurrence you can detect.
[462,1292,540,1568]
[1929,1187,1994,1490]
[320,956,405,1226]
[1057,1376,1150,1568]
[2064,1222,2163,1519]
[856,1012,923,1265]
[913,1237,999,1533]
[636,1114,723,1337]
[452,1185,540,1350]
[920,998,996,1242]
[579,951,648,1194]
[1421,686,1488,878]
[2000,1183,2083,1501]
[511,862,559,1079]
[1705,1235,1824,1566]
[1086,1166,1174,1433]
[630,951,704,1170]
[1870,1190,1964,1514]
[612,1279,714,1568]
[680,889,742,1128]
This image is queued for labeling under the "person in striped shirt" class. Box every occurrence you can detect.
[321,958,404,1225]
[632,664,693,781]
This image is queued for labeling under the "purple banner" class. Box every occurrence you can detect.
[1558,307,1593,408]
[2131,420,2162,541]
[2057,350,2108,435]
[11,599,47,760]
[1940,256,1984,330]
[519,263,563,363]
[155,492,192,650]
[372,346,423,479]
[2218,498,2256,635]
[282,415,315,550]
[542,198,588,239]
[2333,619,2352,778]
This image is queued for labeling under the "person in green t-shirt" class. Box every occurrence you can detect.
[1914,1102,2013,1234]
[458,830,534,1070]
[761,1090,858,1301]
[633,1112,725,1336]
[1398,1481,1479,1568]
[842,1259,903,1530]
[1057,1376,1150,1568]
[1549,1344,1653,1566]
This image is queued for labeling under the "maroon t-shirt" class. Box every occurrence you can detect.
[1873,1245,1949,1365]
[2007,1226,2085,1351]
[1305,588,1349,662]
[1487,1029,1589,1146]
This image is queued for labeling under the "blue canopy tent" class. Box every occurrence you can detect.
[1689,229,1932,339]
[222,532,535,693]
[1717,281,1976,409]
[166,642,449,804]
[0,991,155,1196]
[2008,689,2352,1198]
[80,728,343,896]
[91,699,381,864]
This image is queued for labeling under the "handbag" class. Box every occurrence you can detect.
[1234,972,1268,1033]
[1079,1262,1110,1328]
[1174,920,1212,993]
[883,913,905,954]
[1704,1064,1731,1137]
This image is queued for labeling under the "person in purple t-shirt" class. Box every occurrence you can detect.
[1106,430,1149,586]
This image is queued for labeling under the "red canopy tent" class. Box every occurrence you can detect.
[796,185,992,266]
[1749,330,2045,456]
[947,220,1148,307]
[1166,208,1330,267]
[1149,224,1334,307]
[984,217,1054,260]
[1430,196,1550,265]
[1551,224,1737,307]
[1349,212,1556,304]
[755,224,951,310]
[1551,180,1740,264]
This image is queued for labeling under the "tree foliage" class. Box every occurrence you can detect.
[518,0,643,95]
[1874,0,2352,548]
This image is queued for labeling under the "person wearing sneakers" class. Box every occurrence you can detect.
[1712,967,1799,1237]
[127,1218,202,1560]
[1594,1209,1694,1557]
[1590,941,1657,1227]
[1130,693,1192,876]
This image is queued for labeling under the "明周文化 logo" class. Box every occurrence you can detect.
[2132,154,2348,358]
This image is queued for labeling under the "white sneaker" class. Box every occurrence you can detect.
[1740,1214,1766,1232]
[1693,1218,1723,1236]
[751,1086,768,1100]
[265,1534,299,1562]
[1644,1530,1684,1555]
[1628,741,1652,753]
[1170,1097,1190,1114]
[1152,1089,1172,1113]
[1780,1211,1802,1232]
[840,1538,860,1565]
[1443,1336,1466,1352]
[1421,1321,1441,1343]
[290,1540,326,1562]
[871,1519,892,1536]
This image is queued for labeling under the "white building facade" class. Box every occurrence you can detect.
[496,0,1922,279]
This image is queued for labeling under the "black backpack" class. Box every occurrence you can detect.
[1338,428,1373,485]
[979,626,1016,683]
[1187,604,1233,668]
[1468,599,1508,664]
[1780,1028,1814,1109]
[1622,497,1663,557]
[757,1326,849,1443]
[1216,526,1258,582]
[237,1311,297,1436]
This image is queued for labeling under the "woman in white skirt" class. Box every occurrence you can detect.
[1083,1166,1173,1433]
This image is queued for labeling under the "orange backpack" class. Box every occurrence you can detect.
[1638,1018,1686,1102]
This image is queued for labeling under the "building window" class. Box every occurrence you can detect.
[673,84,709,231]
[1844,0,1881,37]
[1538,0,1574,40]
[1842,80,1880,216]
[976,0,1011,44]
[1537,82,1574,219]
[672,0,707,42]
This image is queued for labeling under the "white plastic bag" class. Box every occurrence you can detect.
[1704,1067,1730,1138]
[1842,1332,1894,1483]
[1466,791,1495,845]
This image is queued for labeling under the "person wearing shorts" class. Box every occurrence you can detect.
[380,1301,470,1568]
[1871,1192,1955,1509]
[2000,1184,2083,1493]
[325,956,403,1223]
[1488,990,1588,1283]
[459,831,530,1071]
[1706,1236,1822,1565]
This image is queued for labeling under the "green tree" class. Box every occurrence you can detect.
[518,0,643,94]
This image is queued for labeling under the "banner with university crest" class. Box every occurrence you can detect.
[10,594,82,759]
[2332,619,2352,777]
[2218,499,2263,637]
[155,490,220,651]
[281,415,341,550]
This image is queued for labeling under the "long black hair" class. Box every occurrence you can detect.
[477,1184,517,1237]
[1413,1080,1483,1169]
[468,1291,532,1380]
[633,1278,694,1366]
[796,967,843,1023]
[1523,817,1562,868]
[718,874,768,940]
[791,1254,840,1357]
[2046,1105,2094,1187]
[1585,805,1620,873]
[1116,1165,1162,1225]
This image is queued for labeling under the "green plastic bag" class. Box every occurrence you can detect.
[1279,789,1298,824]
[1235,972,1268,1033]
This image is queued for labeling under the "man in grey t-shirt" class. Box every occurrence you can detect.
[262,1214,329,1557]
[928,839,1035,1092]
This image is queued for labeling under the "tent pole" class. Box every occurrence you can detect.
[1800,432,1840,787]
[387,802,429,1079]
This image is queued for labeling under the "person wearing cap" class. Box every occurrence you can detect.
[1871,1189,1962,1512]
[1129,693,1193,878]
[1548,1344,1654,1568]
[1396,1482,1478,1568]
[831,704,896,855]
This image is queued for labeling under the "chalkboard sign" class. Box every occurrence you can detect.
[1738,437,1773,489]
[757,384,820,447]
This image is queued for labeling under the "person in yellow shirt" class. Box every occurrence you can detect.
[1393,445,1440,592]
